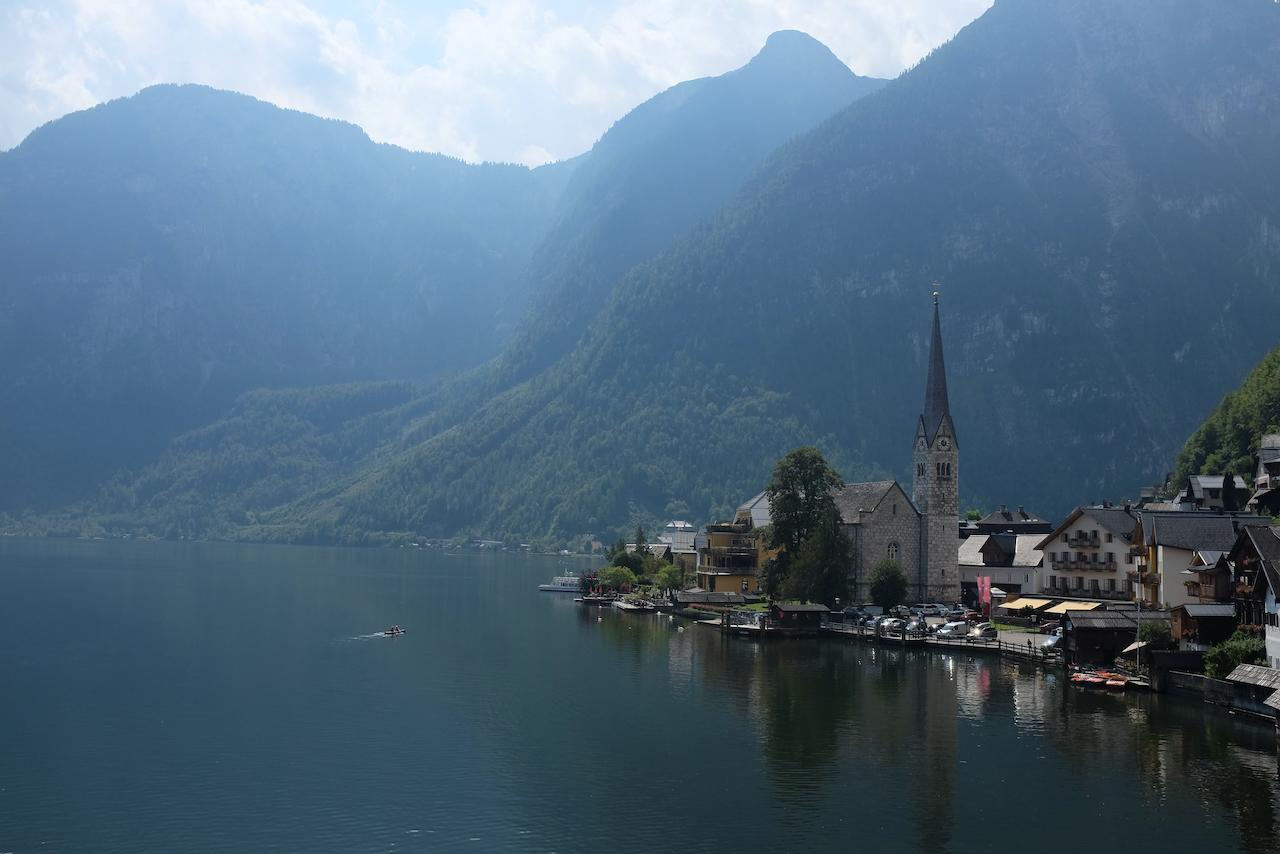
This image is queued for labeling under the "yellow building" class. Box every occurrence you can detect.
[695,492,774,594]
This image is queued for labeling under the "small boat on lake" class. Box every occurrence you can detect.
[538,573,581,592]
[383,625,406,636]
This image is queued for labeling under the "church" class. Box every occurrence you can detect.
[838,293,960,604]
[700,295,960,603]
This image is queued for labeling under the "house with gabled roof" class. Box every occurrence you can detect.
[1248,434,1280,515]
[1132,511,1271,609]
[1035,504,1138,602]
[1229,523,1280,668]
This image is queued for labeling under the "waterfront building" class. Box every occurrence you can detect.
[1130,511,1270,609]
[1229,523,1280,668]
[1035,505,1138,601]
[659,520,698,551]
[1170,603,1238,651]
[695,496,772,593]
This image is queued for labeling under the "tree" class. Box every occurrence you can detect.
[655,563,684,593]
[1137,621,1175,651]
[1204,629,1267,677]
[868,559,908,609]
[634,525,647,555]
[597,565,637,592]
[964,508,982,521]
[762,446,844,598]
[781,503,852,606]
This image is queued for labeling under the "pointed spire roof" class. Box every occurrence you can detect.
[922,290,950,444]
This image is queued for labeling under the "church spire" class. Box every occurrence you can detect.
[922,289,950,444]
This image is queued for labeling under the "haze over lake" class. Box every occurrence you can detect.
[1,539,1276,853]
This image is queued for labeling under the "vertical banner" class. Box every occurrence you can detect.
[977,575,991,618]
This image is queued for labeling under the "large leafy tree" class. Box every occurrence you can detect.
[868,559,908,609]
[762,446,845,600]
[781,503,853,606]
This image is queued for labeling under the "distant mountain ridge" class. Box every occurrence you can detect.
[0,83,572,508]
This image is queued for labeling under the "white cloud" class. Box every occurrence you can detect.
[0,0,992,165]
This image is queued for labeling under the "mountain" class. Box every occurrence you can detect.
[498,30,886,382]
[269,0,1280,541]
[1173,344,1280,488]
[35,31,885,542]
[0,84,573,509]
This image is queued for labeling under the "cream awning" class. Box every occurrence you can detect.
[1120,640,1148,654]
[997,597,1054,611]
[1045,601,1102,615]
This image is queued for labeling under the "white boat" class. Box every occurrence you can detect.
[538,574,580,592]
[613,598,657,613]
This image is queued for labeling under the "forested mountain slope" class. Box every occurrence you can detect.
[1173,345,1280,487]
[0,84,572,508]
[283,0,1280,541]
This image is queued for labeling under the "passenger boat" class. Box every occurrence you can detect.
[538,573,581,592]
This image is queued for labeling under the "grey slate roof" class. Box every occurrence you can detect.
[1177,603,1237,618]
[1226,664,1280,690]
[774,603,830,613]
[832,481,904,521]
[1264,690,1280,712]
[673,592,745,605]
[959,534,1043,567]
[1067,610,1170,630]
[977,505,1048,527]
[1139,512,1270,551]
[735,491,772,529]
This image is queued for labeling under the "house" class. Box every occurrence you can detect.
[695,496,773,594]
[1170,603,1238,650]
[1132,511,1271,609]
[958,532,1044,601]
[1232,524,1280,668]
[659,520,698,552]
[1248,434,1280,515]
[974,505,1052,536]
[1183,550,1232,602]
[1175,474,1251,510]
[1062,608,1170,666]
[1035,505,1138,602]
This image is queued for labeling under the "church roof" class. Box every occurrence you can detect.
[922,293,951,444]
[832,481,913,522]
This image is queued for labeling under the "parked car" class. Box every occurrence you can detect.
[905,619,929,635]
[946,605,968,618]
[936,620,969,638]
[1041,633,1062,651]
[881,618,906,634]
[968,622,998,641]
[861,615,880,629]
[1038,620,1061,634]
[889,605,913,618]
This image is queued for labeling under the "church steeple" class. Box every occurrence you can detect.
[922,290,950,444]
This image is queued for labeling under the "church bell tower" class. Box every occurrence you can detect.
[912,291,960,603]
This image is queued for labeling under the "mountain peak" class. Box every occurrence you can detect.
[750,29,849,73]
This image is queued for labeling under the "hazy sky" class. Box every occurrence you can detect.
[2,0,993,165]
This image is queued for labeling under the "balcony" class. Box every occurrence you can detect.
[1066,534,1099,548]
[1054,558,1117,572]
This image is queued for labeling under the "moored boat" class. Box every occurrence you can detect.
[574,594,617,606]
[538,573,581,592]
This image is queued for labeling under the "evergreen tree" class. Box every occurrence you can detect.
[761,446,845,599]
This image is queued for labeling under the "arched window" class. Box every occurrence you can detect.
[888,542,899,560]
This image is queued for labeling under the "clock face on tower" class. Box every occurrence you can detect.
[938,437,950,450]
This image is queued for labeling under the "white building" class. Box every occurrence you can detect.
[1035,505,1138,602]
[958,532,1043,599]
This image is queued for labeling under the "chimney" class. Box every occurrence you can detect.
[998,504,1007,513]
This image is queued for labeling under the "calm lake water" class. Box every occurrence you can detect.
[1,538,1278,853]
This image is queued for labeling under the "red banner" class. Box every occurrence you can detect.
[977,576,991,609]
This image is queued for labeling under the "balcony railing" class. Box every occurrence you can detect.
[1053,558,1117,571]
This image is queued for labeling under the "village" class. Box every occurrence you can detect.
[558,298,1280,736]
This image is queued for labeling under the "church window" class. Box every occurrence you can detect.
[888,542,899,560]
[892,503,897,515]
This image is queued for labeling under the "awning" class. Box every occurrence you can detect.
[997,597,1053,611]
[1045,601,1102,615]
[1120,640,1148,654]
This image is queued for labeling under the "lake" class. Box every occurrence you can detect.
[1,538,1277,853]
